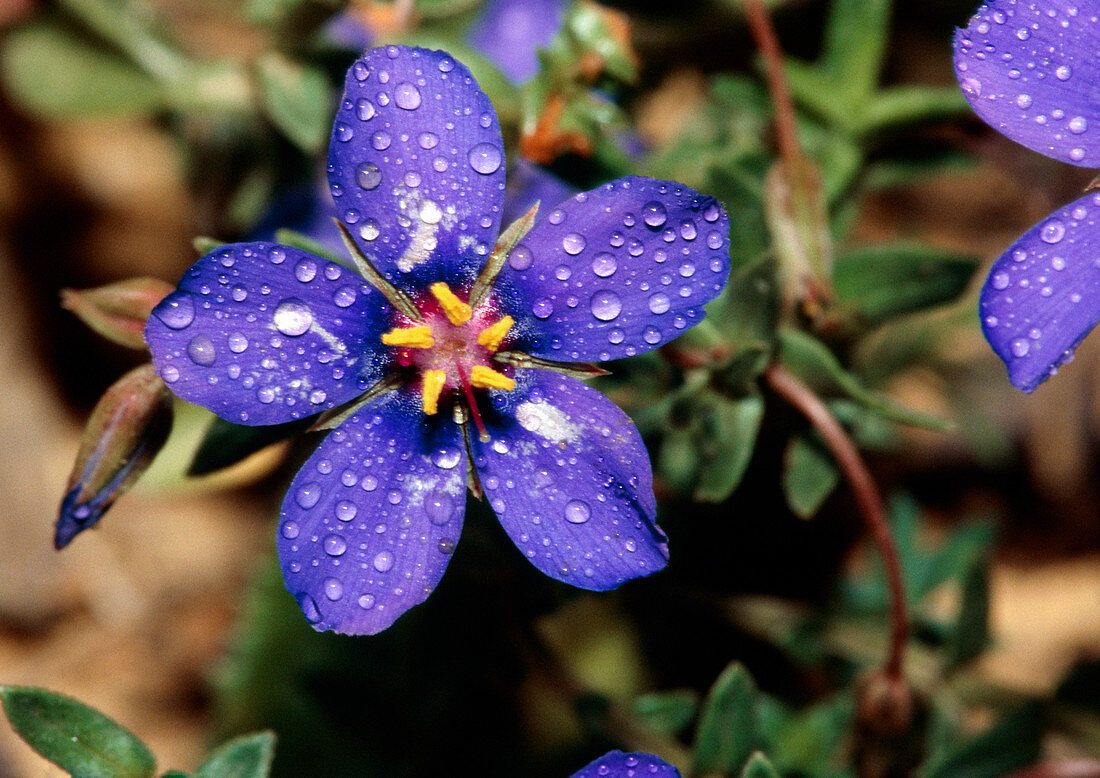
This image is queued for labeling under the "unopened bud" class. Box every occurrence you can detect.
[55,363,173,549]
[60,277,174,350]
[763,158,833,320]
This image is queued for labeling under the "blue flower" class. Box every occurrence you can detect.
[955,2,1100,392]
[145,45,730,635]
[571,751,680,778]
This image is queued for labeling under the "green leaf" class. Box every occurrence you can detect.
[833,243,980,322]
[657,427,698,493]
[193,236,227,256]
[719,257,780,352]
[944,559,990,670]
[740,752,781,778]
[856,86,971,137]
[818,0,890,106]
[777,327,954,432]
[188,416,312,477]
[782,435,839,519]
[694,392,765,503]
[0,686,157,778]
[194,732,275,778]
[1,19,163,118]
[920,703,1043,778]
[692,662,758,776]
[161,772,190,777]
[630,690,698,737]
[256,52,332,154]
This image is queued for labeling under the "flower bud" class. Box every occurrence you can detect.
[55,363,173,549]
[853,671,924,778]
[60,277,174,350]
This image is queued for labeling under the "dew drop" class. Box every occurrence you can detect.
[642,200,667,227]
[187,335,216,365]
[508,245,533,270]
[280,521,300,539]
[295,258,318,282]
[355,98,375,121]
[590,290,622,321]
[358,594,376,609]
[562,232,586,255]
[591,252,616,277]
[356,162,382,190]
[991,271,1010,290]
[373,551,395,572]
[323,534,347,556]
[155,292,195,329]
[394,82,422,109]
[1011,338,1030,357]
[296,482,322,509]
[273,298,313,336]
[643,326,661,344]
[426,492,454,525]
[533,298,554,319]
[418,131,439,149]
[564,499,591,524]
[297,593,323,623]
[648,292,671,314]
[431,447,461,470]
[1040,218,1066,244]
[467,142,502,174]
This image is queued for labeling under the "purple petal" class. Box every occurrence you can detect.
[145,242,390,426]
[493,176,729,362]
[278,394,467,635]
[328,46,506,288]
[473,370,667,590]
[467,0,566,83]
[502,159,577,226]
[570,751,681,778]
[954,2,1100,166]
[980,191,1100,392]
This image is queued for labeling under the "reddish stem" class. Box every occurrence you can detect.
[456,367,490,442]
[765,364,908,679]
[743,0,803,171]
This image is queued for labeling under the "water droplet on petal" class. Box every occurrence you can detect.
[591,252,616,277]
[1011,338,1030,357]
[273,298,313,336]
[562,232,586,255]
[355,98,375,121]
[296,481,322,509]
[467,142,501,174]
[648,292,670,314]
[297,593,323,623]
[323,577,344,601]
[991,271,1010,290]
[323,534,347,556]
[426,492,454,525]
[187,335,216,365]
[1040,218,1066,244]
[533,298,554,319]
[356,162,382,190]
[508,245,533,270]
[373,551,395,572]
[394,82,422,109]
[590,291,622,321]
[295,259,318,282]
[431,447,461,470]
[156,292,195,329]
[642,200,667,227]
[564,499,590,524]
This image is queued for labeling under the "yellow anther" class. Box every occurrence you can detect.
[381,325,434,349]
[421,369,447,415]
[476,315,514,352]
[430,282,472,325]
[469,365,516,391]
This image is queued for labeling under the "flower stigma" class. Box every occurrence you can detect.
[381,281,516,441]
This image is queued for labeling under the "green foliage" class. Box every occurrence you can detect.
[919,704,1044,778]
[692,662,759,776]
[1,19,163,118]
[194,732,276,778]
[188,416,312,477]
[781,435,839,519]
[0,686,157,778]
[630,691,698,737]
[256,52,333,154]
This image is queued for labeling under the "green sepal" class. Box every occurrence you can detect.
[944,559,990,671]
[919,703,1043,778]
[0,685,157,778]
[193,731,275,778]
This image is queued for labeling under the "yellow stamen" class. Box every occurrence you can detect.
[430,282,472,325]
[476,315,514,352]
[421,369,447,415]
[469,365,516,391]
[381,325,434,349]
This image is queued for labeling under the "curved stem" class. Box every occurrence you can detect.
[743,0,802,171]
[764,364,908,679]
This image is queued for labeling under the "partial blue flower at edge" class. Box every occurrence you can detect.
[570,751,680,778]
[145,46,731,635]
[955,1,1100,391]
